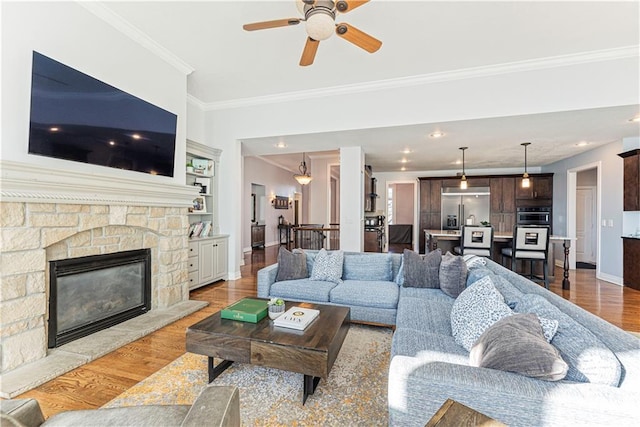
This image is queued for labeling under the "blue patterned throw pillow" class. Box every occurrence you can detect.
[310,249,344,283]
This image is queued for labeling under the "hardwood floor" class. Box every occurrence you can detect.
[15,245,640,418]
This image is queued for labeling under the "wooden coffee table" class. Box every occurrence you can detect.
[186,299,350,404]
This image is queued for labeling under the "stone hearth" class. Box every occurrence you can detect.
[0,201,194,373]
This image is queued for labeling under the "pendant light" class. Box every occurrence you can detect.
[459,147,468,190]
[294,152,313,185]
[521,142,531,188]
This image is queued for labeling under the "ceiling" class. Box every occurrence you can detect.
[101,1,640,173]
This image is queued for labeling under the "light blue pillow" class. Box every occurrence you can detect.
[450,275,514,351]
[342,253,392,281]
[310,249,344,284]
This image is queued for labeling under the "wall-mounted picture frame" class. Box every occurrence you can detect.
[192,196,207,213]
[273,195,289,209]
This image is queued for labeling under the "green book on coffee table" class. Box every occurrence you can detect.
[221,298,268,323]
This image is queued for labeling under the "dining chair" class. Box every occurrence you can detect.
[501,225,551,289]
[453,225,494,257]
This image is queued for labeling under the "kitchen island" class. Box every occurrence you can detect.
[424,229,575,289]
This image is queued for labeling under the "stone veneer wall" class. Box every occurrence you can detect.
[0,201,190,373]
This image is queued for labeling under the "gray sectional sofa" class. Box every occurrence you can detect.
[257,250,640,426]
[390,258,640,426]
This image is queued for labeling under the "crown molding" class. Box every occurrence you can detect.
[254,156,299,175]
[187,94,207,110]
[78,1,194,75]
[202,46,639,111]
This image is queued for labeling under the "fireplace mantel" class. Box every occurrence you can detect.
[0,160,197,207]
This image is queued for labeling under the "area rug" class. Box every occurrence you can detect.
[104,324,392,426]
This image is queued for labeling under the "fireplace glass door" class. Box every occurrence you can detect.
[48,249,151,348]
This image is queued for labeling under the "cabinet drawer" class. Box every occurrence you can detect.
[188,270,199,288]
[188,255,198,273]
[189,241,199,256]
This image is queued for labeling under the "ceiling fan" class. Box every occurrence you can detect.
[243,0,382,66]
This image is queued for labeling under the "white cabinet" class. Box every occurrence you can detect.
[188,236,229,290]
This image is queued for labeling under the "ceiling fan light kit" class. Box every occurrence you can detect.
[243,0,381,66]
[305,9,335,41]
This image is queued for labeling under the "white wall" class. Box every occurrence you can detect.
[543,140,624,281]
[307,154,340,226]
[340,147,365,252]
[243,157,299,251]
[1,2,188,187]
[187,100,206,144]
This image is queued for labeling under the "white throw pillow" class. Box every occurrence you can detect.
[310,249,344,284]
[450,275,513,351]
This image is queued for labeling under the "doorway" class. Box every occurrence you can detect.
[329,164,340,226]
[386,181,418,253]
[250,183,266,251]
[567,163,601,274]
[576,172,597,268]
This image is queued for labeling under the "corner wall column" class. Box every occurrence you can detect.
[339,147,364,252]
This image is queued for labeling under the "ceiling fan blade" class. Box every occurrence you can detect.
[335,0,370,13]
[335,23,382,53]
[243,18,301,31]
[300,37,320,66]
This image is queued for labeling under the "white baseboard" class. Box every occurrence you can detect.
[228,270,242,280]
[597,272,623,286]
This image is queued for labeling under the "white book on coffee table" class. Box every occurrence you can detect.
[273,306,320,330]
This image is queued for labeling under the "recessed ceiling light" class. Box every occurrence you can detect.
[109,140,116,146]
[575,141,589,147]
[429,131,445,138]
[275,141,287,148]
[400,158,409,163]
[629,116,640,123]
[49,127,59,132]
[401,166,406,171]
[132,134,141,140]
[402,148,412,154]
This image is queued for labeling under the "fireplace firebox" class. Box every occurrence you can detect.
[48,249,152,348]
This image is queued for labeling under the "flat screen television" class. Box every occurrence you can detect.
[28,51,177,177]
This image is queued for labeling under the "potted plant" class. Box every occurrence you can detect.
[268,297,285,319]
[186,160,194,173]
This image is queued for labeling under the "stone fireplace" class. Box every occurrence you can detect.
[0,160,200,376]
[0,201,192,373]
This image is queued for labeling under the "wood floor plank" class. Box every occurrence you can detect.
[13,245,640,419]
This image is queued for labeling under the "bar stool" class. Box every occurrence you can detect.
[453,225,494,257]
[501,225,551,289]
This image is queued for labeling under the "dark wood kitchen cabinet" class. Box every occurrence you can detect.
[623,237,640,290]
[419,178,442,253]
[515,174,553,200]
[490,177,515,233]
[618,149,640,211]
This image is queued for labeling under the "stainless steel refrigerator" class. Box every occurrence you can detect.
[441,187,491,230]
